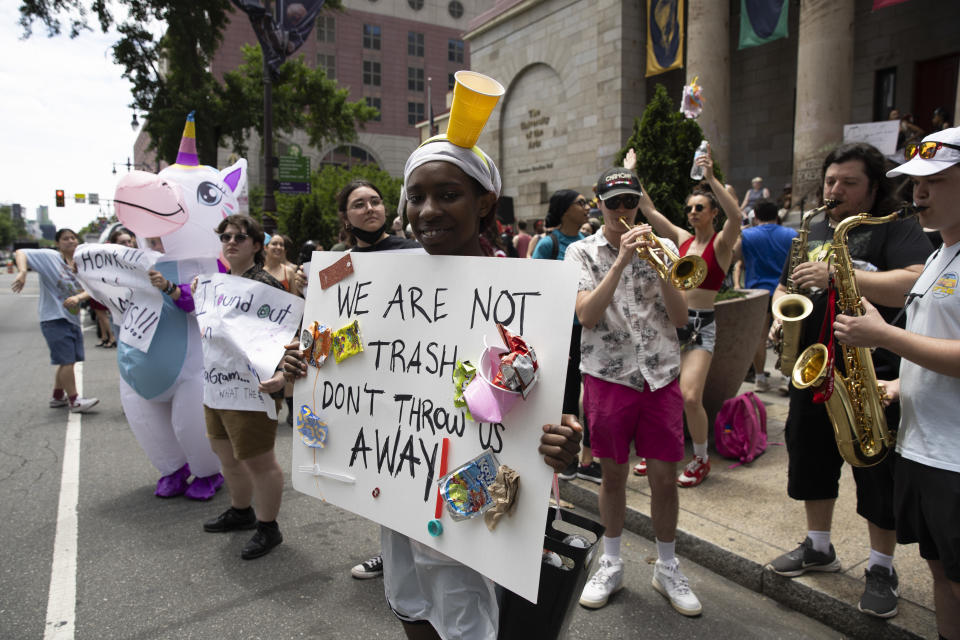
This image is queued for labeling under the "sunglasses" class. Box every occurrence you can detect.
[684,204,706,213]
[905,141,960,161]
[575,198,589,208]
[219,232,249,243]
[603,194,640,210]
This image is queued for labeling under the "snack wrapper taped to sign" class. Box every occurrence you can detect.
[301,321,332,368]
[297,405,328,448]
[452,360,477,422]
[492,323,539,398]
[439,451,500,521]
[484,465,520,532]
[332,319,363,363]
[318,254,354,290]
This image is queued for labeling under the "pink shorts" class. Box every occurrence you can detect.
[582,374,684,464]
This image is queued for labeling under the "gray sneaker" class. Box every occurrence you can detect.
[767,537,841,577]
[858,566,899,618]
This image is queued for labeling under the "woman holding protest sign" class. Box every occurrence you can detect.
[200,214,291,561]
[283,73,581,640]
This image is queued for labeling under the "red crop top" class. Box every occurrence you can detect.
[678,232,725,291]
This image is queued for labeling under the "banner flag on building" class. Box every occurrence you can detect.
[645,0,684,77]
[231,0,327,74]
[872,0,911,9]
[738,0,789,50]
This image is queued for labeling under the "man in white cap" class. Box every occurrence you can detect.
[835,126,960,639]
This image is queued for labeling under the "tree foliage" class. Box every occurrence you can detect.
[616,84,724,228]
[248,163,404,254]
[17,1,369,169]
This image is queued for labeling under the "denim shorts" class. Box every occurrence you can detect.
[40,319,85,365]
[678,309,716,354]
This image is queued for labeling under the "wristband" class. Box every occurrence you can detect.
[164,280,177,295]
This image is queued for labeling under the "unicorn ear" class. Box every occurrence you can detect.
[220,158,247,194]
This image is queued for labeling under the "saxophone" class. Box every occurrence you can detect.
[772,200,837,376]
[791,205,914,467]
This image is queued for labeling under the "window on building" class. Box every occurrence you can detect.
[408,67,424,92]
[448,39,464,63]
[448,73,456,90]
[363,60,381,86]
[408,0,424,9]
[408,31,424,57]
[873,67,897,122]
[317,16,335,43]
[320,145,378,169]
[448,1,464,19]
[317,53,336,79]
[365,97,381,122]
[408,102,425,126]
[363,24,381,50]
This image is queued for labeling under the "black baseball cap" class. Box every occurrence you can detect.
[596,168,642,200]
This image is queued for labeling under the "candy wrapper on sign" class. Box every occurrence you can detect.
[439,451,500,521]
[681,76,705,119]
[461,324,539,423]
[297,405,328,448]
[452,360,477,422]
[331,319,363,363]
[483,465,520,531]
[301,321,332,368]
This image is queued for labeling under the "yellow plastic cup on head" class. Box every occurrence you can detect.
[445,71,505,149]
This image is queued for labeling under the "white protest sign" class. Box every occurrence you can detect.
[843,120,900,155]
[293,252,579,603]
[195,273,304,419]
[73,244,164,352]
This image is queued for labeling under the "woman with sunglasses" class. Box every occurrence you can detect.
[201,214,290,561]
[623,145,743,487]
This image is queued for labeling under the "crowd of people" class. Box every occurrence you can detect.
[10,104,960,638]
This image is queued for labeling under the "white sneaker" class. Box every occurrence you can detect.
[49,397,69,408]
[69,397,99,413]
[652,559,702,616]
[579,556,624,609]
[755,372,773,392]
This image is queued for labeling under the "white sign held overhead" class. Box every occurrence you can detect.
[843,120,900,155]
[292,252,579,604]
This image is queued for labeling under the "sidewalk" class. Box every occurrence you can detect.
[560,366,938,640]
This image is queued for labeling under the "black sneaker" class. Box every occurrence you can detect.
[351,554,384,579]
[558,460,578,481]
[577,461,602,484]
[203,507,257,533]
[241,522,283,560]
[858,566,899,618]
[767,537,841,577]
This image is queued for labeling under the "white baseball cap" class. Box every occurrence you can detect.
[887,126,960,177]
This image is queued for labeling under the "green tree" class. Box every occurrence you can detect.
[0,206,16,249]
[616,84,724,228]
[17,1,370,168]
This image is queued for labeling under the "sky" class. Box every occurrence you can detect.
[0,4,140,232]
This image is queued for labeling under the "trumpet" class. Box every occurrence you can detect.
[618,217,708,290]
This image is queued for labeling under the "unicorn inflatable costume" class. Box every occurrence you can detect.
[113,113,245,500]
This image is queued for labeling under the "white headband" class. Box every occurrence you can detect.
[400,138,501,214]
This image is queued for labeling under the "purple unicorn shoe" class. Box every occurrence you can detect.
[155,464,191,498]
[185,473,225,501]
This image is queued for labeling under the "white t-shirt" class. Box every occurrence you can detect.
[898,241,960,472]
[23,248,84,326]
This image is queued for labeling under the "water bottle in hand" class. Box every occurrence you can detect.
[690,140,709,180]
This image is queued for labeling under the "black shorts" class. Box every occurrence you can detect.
[895,456,960,582]
[784,385,899,529]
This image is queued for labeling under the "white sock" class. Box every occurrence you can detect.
[807,530,831,554]
[602,536,621,561]
[693,442,708,461]
[868,549,894,571]
[656,538,676,564]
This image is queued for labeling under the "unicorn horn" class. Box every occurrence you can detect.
[175,111,200,166]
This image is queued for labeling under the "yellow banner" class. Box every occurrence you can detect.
[646,0,684,77]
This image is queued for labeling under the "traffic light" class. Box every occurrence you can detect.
[55,190,65,207]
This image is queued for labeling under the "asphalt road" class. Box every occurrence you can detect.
[0,270,843,639]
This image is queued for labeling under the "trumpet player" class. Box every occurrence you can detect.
[767,142,933,618]
[624,145,744,487]
[567,167,700,615]
[834,127,960,638]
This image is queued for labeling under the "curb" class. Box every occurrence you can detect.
[560,480,935,640]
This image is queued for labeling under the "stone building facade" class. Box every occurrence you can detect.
[465,0,960,223]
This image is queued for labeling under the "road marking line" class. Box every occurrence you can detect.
[44,362,82,640]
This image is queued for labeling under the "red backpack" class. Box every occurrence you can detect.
[714,391,767,465]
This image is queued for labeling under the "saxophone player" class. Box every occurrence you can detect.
[766,142,933,618]
[835,127,960,638]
